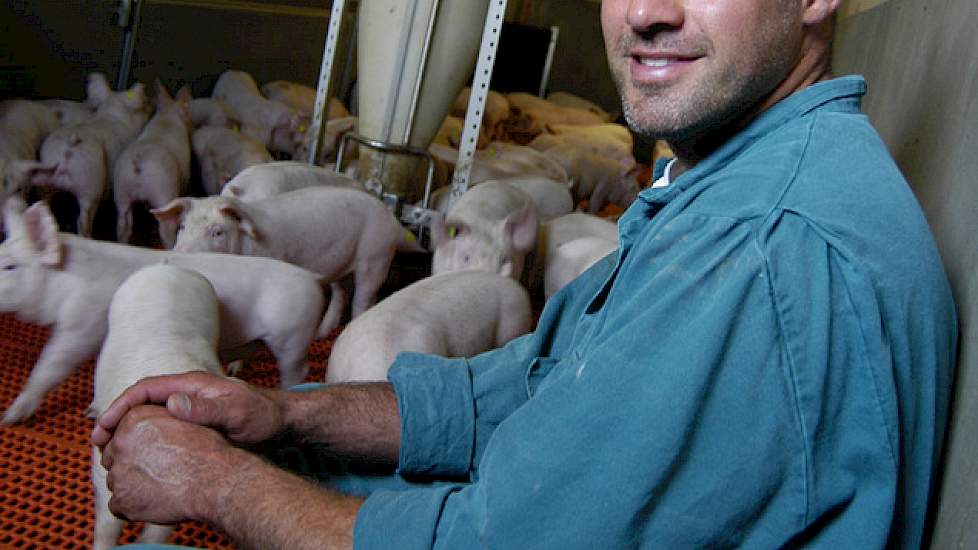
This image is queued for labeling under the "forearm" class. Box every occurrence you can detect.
[268,382,401,464]
[205,448,363,550]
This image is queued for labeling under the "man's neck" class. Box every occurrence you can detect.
[668,26,835,180]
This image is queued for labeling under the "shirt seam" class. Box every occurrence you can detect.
[755,113,818,529]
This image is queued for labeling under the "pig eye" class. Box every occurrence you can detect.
[3,264,16,271]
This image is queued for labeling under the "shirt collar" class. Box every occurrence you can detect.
[635,75,868,207]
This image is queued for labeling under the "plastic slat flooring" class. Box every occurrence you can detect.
[0,312,335,549]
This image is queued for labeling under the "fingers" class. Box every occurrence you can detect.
[166,391,224,427]
[93,372,221,445]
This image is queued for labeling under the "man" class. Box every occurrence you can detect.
[94,0,957,548]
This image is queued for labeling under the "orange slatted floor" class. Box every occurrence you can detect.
[0,312,336,549]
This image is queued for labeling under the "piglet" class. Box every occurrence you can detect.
[545,91,614,122]
[212,70,309,158]
[0,197,330,424]
[523,211,619,295]
[189,97,238,129]
[0,100,61,224]
[113,82,193,246]
[91,264,223,550]
[154,186,420,327]
[28,73,149,236]
[220,160,362,202]
[37,99,97,127]
[260,79,351,119]
[430,179,538,278]
[544,236,618,299]
[327,269,532,382]
[539,142,640,213]
[191,126,273,195]
[450,87,510,142]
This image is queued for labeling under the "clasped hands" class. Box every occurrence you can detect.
[91,372,283,525]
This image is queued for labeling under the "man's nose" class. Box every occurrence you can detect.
[626,0,685,31]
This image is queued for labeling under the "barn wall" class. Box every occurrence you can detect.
[834,1,978,546]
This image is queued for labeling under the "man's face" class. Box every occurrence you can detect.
[602,0,803,141]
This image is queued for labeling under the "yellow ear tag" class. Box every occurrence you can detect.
[404,231,416,243]
[232,123,240,132]
[298,125,307,134]
[448,227,457,238]
[127,91,134,99]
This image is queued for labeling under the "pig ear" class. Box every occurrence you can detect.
[86,73,112,106]
[291,113,311,136]
[22,202,62,266]
[150,197,189,222]
[499,260,513,278]
[225,185,243,198]
[2,196,28,237]
[429,212,450,248]
[6,161,55,195]
[125,82,148,111]
[497,204,538,252]
[218,203,259,240]
[175,85,193,105]
[155,79,173,102]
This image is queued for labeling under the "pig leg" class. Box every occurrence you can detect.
[138,524,174,545]
[76,194,99,237]
[317,281,347,338]
[3,327,102,424]
[350,253,394,318]
[265,332,312,389]
[92,447,125,550]
[115,198,133,244]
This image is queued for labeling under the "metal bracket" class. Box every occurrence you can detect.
[115,0,143,90]
[307,0,349,164]
[447,0,508,211]
[336,132,440,248]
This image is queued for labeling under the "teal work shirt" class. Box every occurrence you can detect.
[354,76,957,549]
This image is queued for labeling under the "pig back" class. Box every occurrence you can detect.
[248,186,401,279]
[93,264,221,411]
[387,270,531,356]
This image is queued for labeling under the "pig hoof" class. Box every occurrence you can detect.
[2,398,37,425]
[226,360,245,377]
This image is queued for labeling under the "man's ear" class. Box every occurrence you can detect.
[803,0,841,25]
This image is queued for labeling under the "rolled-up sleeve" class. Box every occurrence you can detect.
[388,353,474,476]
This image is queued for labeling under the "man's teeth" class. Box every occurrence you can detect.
[640,58,673,68]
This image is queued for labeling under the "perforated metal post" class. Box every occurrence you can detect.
[447,0,508,211]
[307,0,349,164]
[115,0,143,90]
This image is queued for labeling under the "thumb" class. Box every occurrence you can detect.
[166,392,222,426]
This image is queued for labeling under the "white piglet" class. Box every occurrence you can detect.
[155,186,419,328]
[327,270,532,383]
[91,264,223,550]
[28,73,149,236]
[219,160,363,202]
[113,82,193,246]
[431,179,539,278]
[544,236,619,299]
[0,197,329,425]
[191,126,273,195]
[212,70,309,158]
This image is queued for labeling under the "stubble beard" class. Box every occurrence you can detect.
[611,15,796,145]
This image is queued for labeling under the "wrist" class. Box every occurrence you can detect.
[192,445,265,524]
